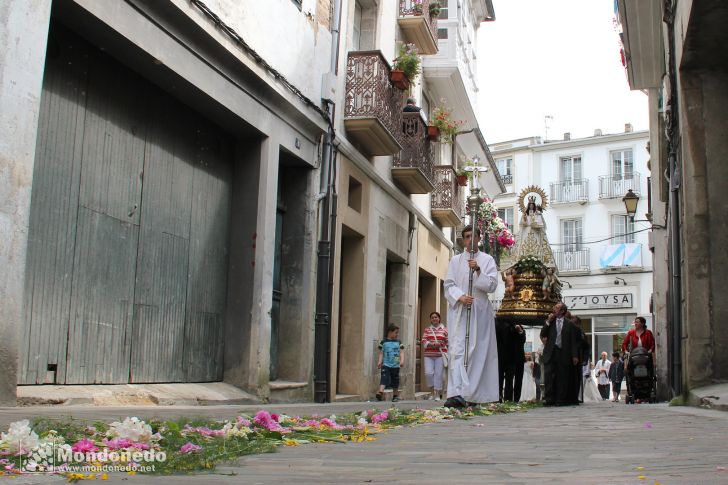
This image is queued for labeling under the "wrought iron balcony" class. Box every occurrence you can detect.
[550,179,589,204]
[553,248,590,274]
[499,173,513,185]
[430,165,463,226]
[344,51,403,157]
[398,0,439,55]
[598,172,641,199]
[392,112,436,194]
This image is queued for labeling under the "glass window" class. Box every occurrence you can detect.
[497,207,514,231]
[560,156,582,182]
[593,315,633,333]
[561,218,583,252]
[611,149,634,180]
[421,93,431,123]
[437,28,448,39]
[352,1,363,51]
[611,215,635,244]
[495,157,513,176]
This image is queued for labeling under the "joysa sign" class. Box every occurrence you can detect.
[565,293,633,310]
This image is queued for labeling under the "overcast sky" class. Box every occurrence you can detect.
[477,0,649,144]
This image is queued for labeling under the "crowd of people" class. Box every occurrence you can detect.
[374,225,656,407]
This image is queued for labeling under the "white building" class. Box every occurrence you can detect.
[489,128,652,362]
[339,0,503,400]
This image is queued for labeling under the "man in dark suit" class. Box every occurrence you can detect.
[539,302,580,406]
[502,324,526,402]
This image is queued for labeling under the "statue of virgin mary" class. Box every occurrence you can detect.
[513,186,555,267]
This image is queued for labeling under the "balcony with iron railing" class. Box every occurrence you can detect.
[550,179,589,205]
[392,112,436,194]
[499,173,513,185]
[398,0,439,55]
[430,165,463,226]
[553,248,590,274]
[598,172,642,199]
[344,51,404,157]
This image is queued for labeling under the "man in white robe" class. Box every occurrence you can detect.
[444,225,500,407]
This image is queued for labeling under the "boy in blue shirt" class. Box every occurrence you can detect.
[376,324,405,402]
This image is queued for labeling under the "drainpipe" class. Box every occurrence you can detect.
[663,0,682,398]
[313,0,343,403]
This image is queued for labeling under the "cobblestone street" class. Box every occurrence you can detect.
[3,400,728,484]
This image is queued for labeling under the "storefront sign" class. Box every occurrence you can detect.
[565,293,633,310]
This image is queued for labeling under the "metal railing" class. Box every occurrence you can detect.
[598,172,641,199]
[345,51,403,140]
[431,165,463,221]
[398,0,438,45]
[550,179,589,204]
[553,248,590,273]
[394,112,435,187]
[500,173,513,185]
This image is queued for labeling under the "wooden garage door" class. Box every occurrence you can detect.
[20,24,231,384]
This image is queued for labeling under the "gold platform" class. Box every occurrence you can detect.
[496,271,562,326]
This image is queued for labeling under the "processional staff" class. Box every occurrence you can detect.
[462,157,489,370]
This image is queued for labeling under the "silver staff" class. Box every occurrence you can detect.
[463,157,488,370]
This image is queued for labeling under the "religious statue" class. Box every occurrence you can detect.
[541,266,562,301]
[513,186,555,267]
[501,268,516,298]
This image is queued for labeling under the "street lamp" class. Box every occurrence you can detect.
[622,189,639,222]
[622,189,666,229]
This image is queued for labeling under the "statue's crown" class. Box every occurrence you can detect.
[528,195,536,203]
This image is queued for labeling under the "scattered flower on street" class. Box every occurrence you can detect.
[179,442,202,454]
[0,402,534,479]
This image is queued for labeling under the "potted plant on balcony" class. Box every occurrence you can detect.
[391,43,420,90]
[429,0,442,18]
[455,168,469,187]
[431,103,464,144]
[412,0,424,15]
[455,159,474,186]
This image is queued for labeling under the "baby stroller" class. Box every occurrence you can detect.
[624,346,656,404]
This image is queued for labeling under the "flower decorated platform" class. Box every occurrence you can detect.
[496,186,562,327]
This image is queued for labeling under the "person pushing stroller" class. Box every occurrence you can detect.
[621,316,656,403]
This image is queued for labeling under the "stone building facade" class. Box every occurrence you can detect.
[617,0,728,398]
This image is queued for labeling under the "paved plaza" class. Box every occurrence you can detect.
[2,400,728,484]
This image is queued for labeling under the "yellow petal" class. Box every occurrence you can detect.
[636,467,645,470]
[638,475,646,480]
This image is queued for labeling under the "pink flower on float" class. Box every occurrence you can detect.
[179,442,202,454]
[236,417,251,427]
[71,438,98,453]
[270,414,280,422]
